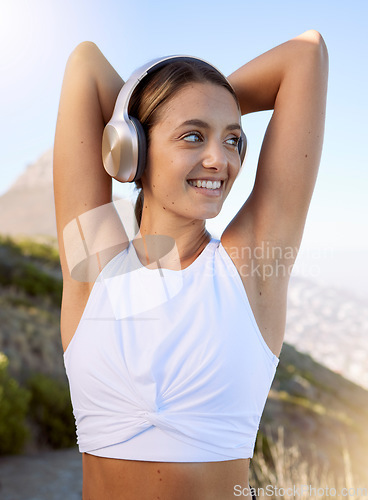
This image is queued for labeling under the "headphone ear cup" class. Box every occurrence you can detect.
[102,119,137,182]
[238,129,247,165]
[130,117,147,182]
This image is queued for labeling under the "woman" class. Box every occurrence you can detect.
[53,30,328,500]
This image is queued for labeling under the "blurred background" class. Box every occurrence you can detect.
[0,1,367,499]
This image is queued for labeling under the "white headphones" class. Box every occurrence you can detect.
[102,55,247,183]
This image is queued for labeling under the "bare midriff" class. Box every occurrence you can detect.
[82,454,251,500]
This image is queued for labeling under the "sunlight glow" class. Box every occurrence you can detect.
[0,1,35,79]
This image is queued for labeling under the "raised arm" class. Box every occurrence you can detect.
[53,43,131,351]
[225,30,329,263]
[53,42,129,287]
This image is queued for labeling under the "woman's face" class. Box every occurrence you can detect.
[141,82,242,222]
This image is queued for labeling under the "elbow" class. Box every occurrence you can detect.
[308,30,328,61]
[73,40,99,54]
[67,41,101,67]
[302,29,325,44]
[295,30,329,72]
[300,29,328,57]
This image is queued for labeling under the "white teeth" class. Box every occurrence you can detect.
[188,180,221,190]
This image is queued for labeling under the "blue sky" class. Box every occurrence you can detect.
[0,0,367,296]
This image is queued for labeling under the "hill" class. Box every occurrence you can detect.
[0,150,57,238]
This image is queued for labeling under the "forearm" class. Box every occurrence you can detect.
[228,29,328,115]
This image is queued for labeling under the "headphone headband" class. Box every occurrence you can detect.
[102,55,247,182]
[114,55,229,125]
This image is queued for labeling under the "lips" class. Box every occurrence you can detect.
[187,178,225,182]
[186,179,223,197]
[187,179,222,190]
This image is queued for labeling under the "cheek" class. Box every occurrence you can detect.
[231,158,242,178]
[224,163,240,193]
[147,151,186,188]
[143,149,164,188]
[142,162,181,203]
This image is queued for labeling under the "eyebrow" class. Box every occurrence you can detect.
[175,119,241,132]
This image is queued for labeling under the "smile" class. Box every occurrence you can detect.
[188,180,222,189]
[187,179,223,196]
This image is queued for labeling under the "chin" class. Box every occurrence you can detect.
[203,210,221,220]
[193,207,222,220]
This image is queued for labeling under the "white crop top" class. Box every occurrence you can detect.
[63,237,279,462]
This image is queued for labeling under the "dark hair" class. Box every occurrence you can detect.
[128,59,240,227]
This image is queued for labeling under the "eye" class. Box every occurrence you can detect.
[182,132,203,143]
[225,136,240,147]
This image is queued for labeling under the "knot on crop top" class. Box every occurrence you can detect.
[63,238,279,461]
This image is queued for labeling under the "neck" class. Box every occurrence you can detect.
[134,210,211,270]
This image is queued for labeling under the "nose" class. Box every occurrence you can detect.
[202,139,228,170]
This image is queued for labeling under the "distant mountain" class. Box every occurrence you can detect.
[0,149,56,238]
[285,275,368,391]
[0,149,134,240]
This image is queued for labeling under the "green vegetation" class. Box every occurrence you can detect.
[0,353,76,455]
[0,236,76,454]
[11,261,62,304]
[27,373,76,449]
[0,235,60,266]
[0,235,62,306]
[0,353,31,454]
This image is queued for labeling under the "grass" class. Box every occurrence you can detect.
[0,235,59,266]
[0,235,62,306]
[250,426,367,499]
